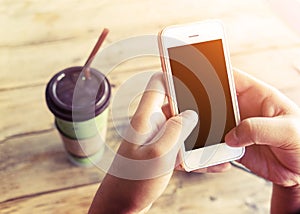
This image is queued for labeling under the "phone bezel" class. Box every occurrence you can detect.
[158,20,244,171]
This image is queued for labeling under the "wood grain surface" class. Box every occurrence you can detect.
[1,0,300,213]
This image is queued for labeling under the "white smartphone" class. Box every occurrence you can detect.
[158,20,244,171]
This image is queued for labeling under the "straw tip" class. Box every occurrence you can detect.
[103,28,109,35]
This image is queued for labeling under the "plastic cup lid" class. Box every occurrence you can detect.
[46,66,111,121]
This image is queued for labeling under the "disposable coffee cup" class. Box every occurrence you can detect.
[45,66,111,167]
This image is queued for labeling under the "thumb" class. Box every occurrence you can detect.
[225,116,299,149]
[149,110,198,154]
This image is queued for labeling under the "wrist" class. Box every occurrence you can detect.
[89,175,153,214]
[271,184,300,214]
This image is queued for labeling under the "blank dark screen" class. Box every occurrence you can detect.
[167,39,236,150]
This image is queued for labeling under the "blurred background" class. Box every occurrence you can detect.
[1,0,300,213]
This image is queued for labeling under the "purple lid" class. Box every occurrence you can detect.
[46,66,111,122]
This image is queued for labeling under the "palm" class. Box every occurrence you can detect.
[233,70,300,187]
[239,144,300,186]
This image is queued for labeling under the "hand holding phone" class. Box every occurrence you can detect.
[158,20,244,171]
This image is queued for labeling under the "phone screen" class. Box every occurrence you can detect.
[167,39,236,151]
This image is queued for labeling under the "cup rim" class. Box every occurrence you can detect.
[46,66,111,121]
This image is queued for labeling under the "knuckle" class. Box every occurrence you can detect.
[144,145,164,159]
[131,113,148,132]
[168,116,183,130]
[286,118,300,142]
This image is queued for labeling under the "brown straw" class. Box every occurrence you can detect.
[82,28,109,79]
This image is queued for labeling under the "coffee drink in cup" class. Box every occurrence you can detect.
[45,66,111,167]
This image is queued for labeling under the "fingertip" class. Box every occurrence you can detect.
[207,162,232,173]
[180,110,198,124]
[225,128,239,147]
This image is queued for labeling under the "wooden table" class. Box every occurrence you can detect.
[1,1,300,213]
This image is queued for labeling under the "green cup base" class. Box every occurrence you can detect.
[66,147,105,167]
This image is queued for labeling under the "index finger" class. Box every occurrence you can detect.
[233,68,298,119]
[233,68,271,96]
[130,72,167,132]
[233,68,276,119]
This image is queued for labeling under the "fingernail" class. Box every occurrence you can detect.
[181,110,198,125]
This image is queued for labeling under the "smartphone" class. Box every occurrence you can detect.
[158,20,244,171]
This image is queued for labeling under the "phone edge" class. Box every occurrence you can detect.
[157,29,189,171]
